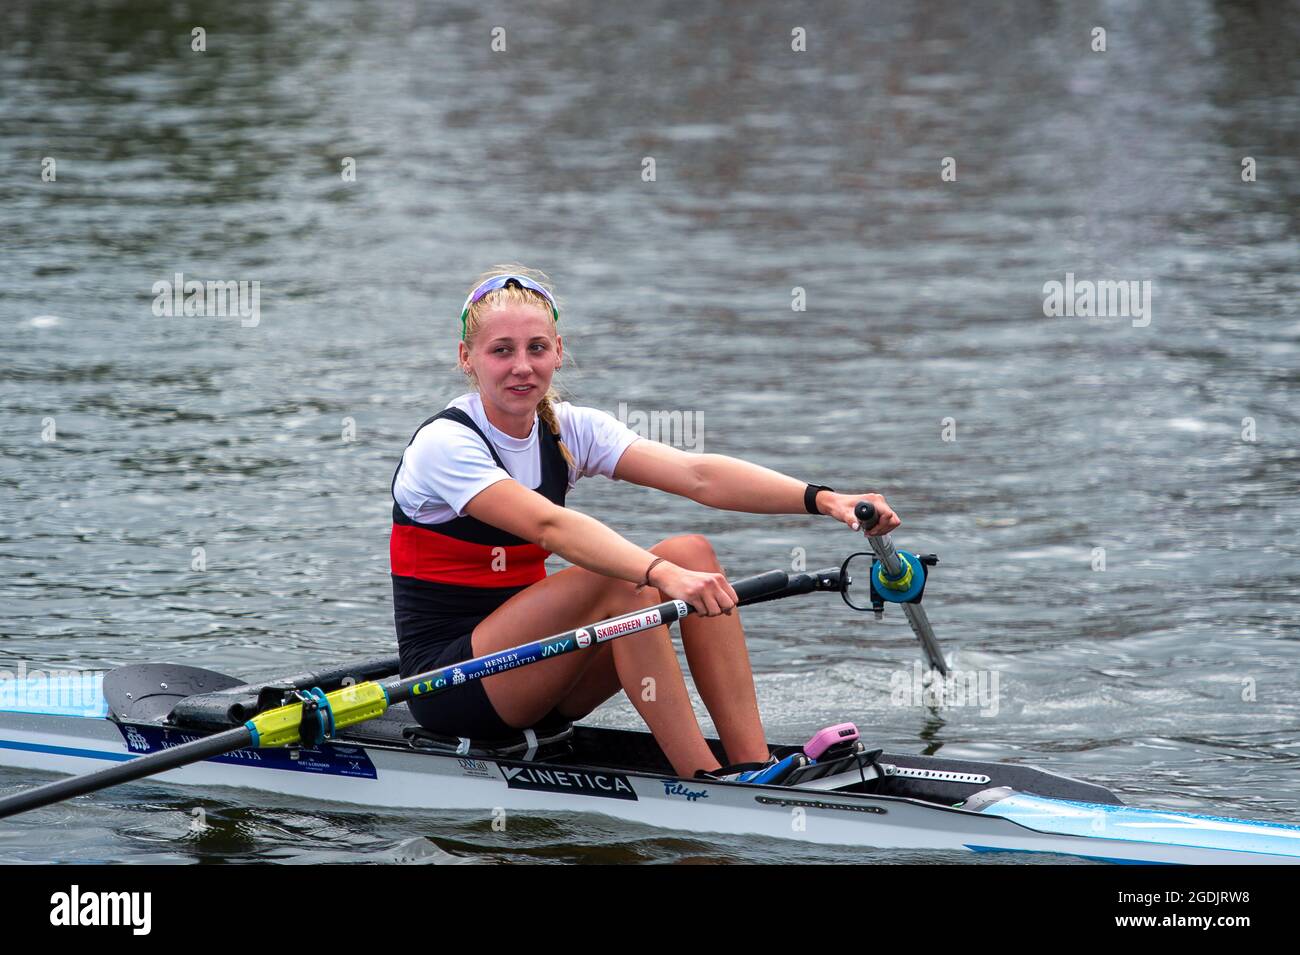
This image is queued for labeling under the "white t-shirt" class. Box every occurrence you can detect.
[393,392,642,524]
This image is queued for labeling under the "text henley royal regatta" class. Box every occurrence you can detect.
[389,405,570,668]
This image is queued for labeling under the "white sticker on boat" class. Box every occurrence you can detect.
[575,629,591,648]
[457,758,493,779]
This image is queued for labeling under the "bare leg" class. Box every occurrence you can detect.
[466,534,766,776]
[544,621,726,777]
[665,536,770,765]
[604,592,721,775]
[469,565,718,776]
[551,643,621,719]
[550,537,768,768]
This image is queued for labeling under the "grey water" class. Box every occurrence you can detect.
[1,0,1297,863]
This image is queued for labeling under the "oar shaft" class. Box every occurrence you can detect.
[0,725,252,819]
[0,568,800,820]
[250,570,797,742]
[384,568,793,708]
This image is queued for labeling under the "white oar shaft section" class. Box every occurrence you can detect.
[857,503,949,676]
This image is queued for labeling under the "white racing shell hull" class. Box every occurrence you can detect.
[2,706,1299,865]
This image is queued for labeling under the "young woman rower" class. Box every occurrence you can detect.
[389,266,900,780]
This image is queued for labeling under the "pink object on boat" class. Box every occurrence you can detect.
[803,722,859,760]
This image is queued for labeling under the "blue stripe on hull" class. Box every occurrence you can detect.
[0,738,131,763]
[978,793,1300,860]
[0,725,380,781]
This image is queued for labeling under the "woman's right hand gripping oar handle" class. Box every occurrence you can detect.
[853,500,899,536]
[854,501,877,531]
[809,490,901,535]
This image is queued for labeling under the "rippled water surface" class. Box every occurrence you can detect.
[2,0,1298,863]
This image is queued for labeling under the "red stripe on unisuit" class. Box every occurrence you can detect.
[390,524,549,587]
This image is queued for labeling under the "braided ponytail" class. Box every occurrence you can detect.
[536,389,576,470]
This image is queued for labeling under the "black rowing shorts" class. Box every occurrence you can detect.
[401,632,517,740]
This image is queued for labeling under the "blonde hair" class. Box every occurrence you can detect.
[459,264,575,469]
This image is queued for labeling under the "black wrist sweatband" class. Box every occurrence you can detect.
[804,484,834,515]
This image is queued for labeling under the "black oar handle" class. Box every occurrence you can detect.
[854,501,877,527]
[732,569,792,604]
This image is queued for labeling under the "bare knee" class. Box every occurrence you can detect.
[651,534,722,573]
[593,535,722,619]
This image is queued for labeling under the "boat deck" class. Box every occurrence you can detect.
[334,706,1122,808]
